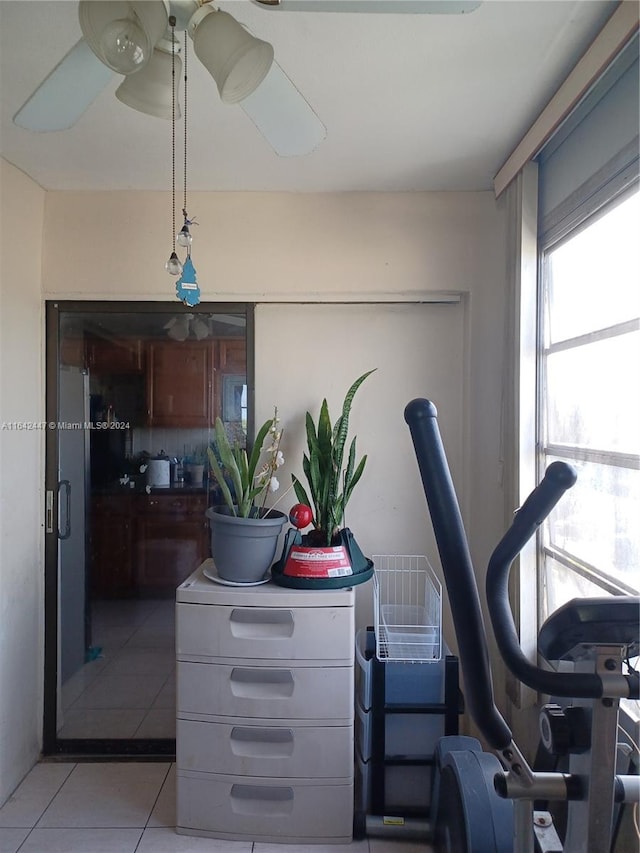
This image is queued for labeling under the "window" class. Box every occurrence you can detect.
[538,188,640,621]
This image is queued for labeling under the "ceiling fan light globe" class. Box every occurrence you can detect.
[192,318,210,340]
[79,1,169,74]
[100,18,150,74]
[189,7,274,104]
[99,18,150,74]
[116,47,182,119]
[167,316,190,341]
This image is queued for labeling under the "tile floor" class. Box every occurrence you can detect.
[59,598,176,740]
[17,598,433,851]
[0,761,433,853]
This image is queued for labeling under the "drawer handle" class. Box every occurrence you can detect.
[230,726,294,758]
[230,668,294,698]
[230,784,294,816]
[229,608,294,638]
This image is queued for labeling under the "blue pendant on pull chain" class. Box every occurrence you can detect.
[176,256,200,307]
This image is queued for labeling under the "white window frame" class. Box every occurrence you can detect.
[537,185,640,755]
[537,187,640,617]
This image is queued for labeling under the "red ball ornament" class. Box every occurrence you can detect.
[289,503,313,529]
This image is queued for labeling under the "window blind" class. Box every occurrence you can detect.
[537,34,639,245]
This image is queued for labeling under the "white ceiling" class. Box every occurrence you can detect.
[0,0,618,192]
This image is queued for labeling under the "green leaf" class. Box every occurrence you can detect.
[247,416,274,483]
[237,445,249,490]
[292,474,310,508]
[292,476,316,528]
[207,446,237,515]
[343,436,357,487]
[214,419,244,513]
[332,370,375,487]
[305,411,319,455]
[344,454,367,507]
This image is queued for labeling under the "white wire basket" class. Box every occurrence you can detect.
[373,555,442,663]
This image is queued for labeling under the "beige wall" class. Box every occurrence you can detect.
[0,159,46,804]
[43,190,510,587]
[44,187,511,726]
[43,191,496,301]
[0,174,511,803]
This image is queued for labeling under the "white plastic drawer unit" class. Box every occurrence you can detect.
[176,564,356,843]
[177,718,353,778]
[176,601,354,662]
[177,660,354,721]
[177,771,354,843]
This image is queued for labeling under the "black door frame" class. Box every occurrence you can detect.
[43,300,254,757]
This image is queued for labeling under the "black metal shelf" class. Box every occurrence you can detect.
[365,627,462,818]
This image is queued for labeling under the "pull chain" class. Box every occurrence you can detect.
[164,16,182,276]
[183,30,188,224]
[179,33,196,250]
[171,18,177,254]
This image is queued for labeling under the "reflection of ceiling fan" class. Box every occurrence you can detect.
[165,312,246,340]
[13,0,481,156]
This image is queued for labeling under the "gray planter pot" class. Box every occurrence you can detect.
[205,505,288,582]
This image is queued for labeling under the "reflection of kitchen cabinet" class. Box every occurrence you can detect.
[146,342,214,427]
[135,494,209,593]
[86,337,144,374]
[89,495,134,598]
[218,338,246,373]
[60,336,86,368]
[90,492,209,599]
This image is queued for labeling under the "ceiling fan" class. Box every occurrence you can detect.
[165,312,246,340]
[13,0,482,156]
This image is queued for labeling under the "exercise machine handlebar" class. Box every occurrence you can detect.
[486,461,611,699]
[404,398,513,751]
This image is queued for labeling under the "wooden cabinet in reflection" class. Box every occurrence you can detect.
[134,493,209,594]
[90,492,209,598]
[86,336,144,374]
[146,341,214,428]
[146,338,246,428]
[218,338,246,373]
[89,494,134,598]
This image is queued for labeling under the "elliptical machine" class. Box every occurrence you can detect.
[404,398,639,853]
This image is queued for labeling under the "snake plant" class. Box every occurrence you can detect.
[292,370,375,545]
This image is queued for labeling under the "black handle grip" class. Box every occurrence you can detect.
[486,462,608,698]
[404,398,513,750]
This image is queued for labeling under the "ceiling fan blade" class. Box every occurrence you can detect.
[209,314,246,327]
[252,0,482,12]
[240,63,326,157]
[13,38,114,132]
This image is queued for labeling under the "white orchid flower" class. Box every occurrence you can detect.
[268,476,280,493]
[274,451,285,468]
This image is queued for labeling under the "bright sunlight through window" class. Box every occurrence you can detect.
[539,188,640,620]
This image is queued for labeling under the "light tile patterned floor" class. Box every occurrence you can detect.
[59,599,176,740]
[0,762,434,853]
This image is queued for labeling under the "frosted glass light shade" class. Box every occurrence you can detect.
[192,317,210,340]
[165,315,192,341]
[116,46,181,119]
[79,1,168,74]
[188,7,274,104]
